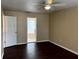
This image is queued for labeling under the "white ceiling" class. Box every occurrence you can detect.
[2,0,78,13]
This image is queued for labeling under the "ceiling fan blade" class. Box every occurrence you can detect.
[52,3,66,6]
[52,1,62,4]
[33,3,45,6]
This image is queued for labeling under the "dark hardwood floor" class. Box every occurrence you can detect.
[3,42,78,59]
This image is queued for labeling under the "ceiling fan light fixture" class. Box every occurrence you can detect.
[44,5,51,10]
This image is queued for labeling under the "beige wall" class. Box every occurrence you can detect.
[50,7,78,53]
[4,11,49,43]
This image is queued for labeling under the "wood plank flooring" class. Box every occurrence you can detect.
[3,42,78,59]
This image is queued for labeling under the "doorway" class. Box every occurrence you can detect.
[3,16,17,47]
[27,17,37,42]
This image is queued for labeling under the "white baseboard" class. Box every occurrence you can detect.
[17,40,49,45]
[49,41,78,55]
[27,40,49,43]
[4,40,49,47]
[17,42,27,45]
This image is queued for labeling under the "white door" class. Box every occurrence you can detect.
[27,17,37,42]
[5,16,17,47]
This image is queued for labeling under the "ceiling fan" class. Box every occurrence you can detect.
[35,0,65,10]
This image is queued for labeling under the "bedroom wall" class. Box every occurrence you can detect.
[50,7,78,53]
[4,11,49,43]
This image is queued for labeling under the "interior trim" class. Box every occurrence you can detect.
[17,40,49,45]
[4,40,49,48]
[49,41,78,55]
